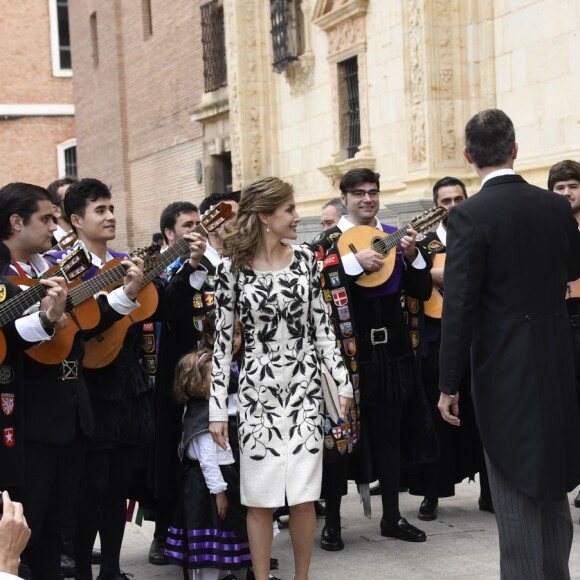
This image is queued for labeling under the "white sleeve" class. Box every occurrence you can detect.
[409,251,427,270]
[14,312,52,342]
[106,287,140,315]
[192,433,228,494]
[342,251,364,276]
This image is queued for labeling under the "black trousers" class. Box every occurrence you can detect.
[12,436,87,579]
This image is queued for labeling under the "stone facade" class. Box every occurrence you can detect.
[69,0,580,247]
[0,1,75,187]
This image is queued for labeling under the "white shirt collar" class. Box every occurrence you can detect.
[337,215,382,232]
[16,254,50,278]
[481,168,516,186]
[89,250,116,268]
[436,222,447,246]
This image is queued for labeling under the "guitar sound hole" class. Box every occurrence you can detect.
[371,238,388,256]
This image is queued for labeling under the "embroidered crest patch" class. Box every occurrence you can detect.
[332,288,348,306]
[0,366,14,386]
[3,427,14,448]
[1,393,14,416]
[427,239,445,252]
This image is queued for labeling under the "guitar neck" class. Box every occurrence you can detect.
[375,225,411,255]
[67,263,129,308]
[141,223,209,286]
[0,267,65,328]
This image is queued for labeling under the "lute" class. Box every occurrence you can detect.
[336,207,447,288]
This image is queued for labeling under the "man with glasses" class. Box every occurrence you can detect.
[311,168,436,550]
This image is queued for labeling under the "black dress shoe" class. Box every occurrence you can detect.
[574,490,580,508]
[369,482,381,496]
[418,498,438,521]
[320,524,344,551]
[478,496,494,513]
[270,557,279,570]
[148,536,169,565]
[91,548,102,564]
[380,518,426,542]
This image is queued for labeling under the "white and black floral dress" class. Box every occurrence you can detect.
[209,245,352,507]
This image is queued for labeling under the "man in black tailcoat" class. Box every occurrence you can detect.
[438,109,580,579]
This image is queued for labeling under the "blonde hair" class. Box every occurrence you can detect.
[173,349,212,404]
[222,177,294,272]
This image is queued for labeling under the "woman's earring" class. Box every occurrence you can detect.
[266,222,270,233]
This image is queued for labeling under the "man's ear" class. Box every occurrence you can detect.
[164,228,175,244]
[463,146,474,165]
[512,143,518,161]
[9,214,22,233]
[70,213,82,231]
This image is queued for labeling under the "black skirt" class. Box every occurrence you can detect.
[165,458,251,570]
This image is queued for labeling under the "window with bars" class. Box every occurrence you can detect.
[270,0,303,73]
[57,141,78,179]
[201,0,227,93]
[64,146,77,178]
[340,57,361,158]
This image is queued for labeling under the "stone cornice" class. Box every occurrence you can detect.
[313,0,369,31]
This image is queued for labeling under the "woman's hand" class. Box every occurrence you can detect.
[209,421,229,451]
[339,396,352,420]
[216,491,229,520]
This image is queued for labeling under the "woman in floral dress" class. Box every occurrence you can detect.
[209,177,352,580]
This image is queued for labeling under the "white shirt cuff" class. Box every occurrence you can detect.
[342,252,364,276]
[107,287,140,315]
[189,268,208,290]
[410,251,427,269]
[15,312,52,342]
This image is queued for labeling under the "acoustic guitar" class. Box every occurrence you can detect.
[336,207,447,288]
[423,253,445,319]
[83,202,233,369]
[0,243,92,363]
[50,230,77,252]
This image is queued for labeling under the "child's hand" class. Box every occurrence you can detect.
[216,491,228,520]
[209,421,229,450]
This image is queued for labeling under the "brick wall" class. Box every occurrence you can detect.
[69,0,206,251]
[0,1,75,187]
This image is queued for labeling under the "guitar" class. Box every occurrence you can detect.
[423,253,445,319]
[0,243,92,363]
[50,230,77,252]
[83,202,233,369]
[336,207,447,288]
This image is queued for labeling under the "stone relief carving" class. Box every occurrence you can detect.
[284,52,316,96]
[408,0,426,165]
[327,17,365,56]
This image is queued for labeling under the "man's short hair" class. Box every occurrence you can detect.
[465,109,516,169]
[159,202,199,244]
[321,198,348,215]
[432,176,468,204]
[64,179,112,233]
[152,232,164,244]
[46,176,78,206]
[547,160,580,191]
[199,191,241,216]
[0,183,52,241]
[339,169,380,194]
